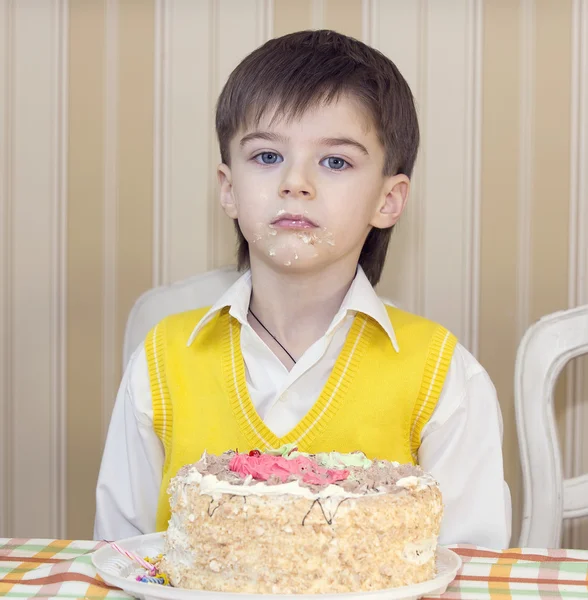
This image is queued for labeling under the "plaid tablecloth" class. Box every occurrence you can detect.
[2,539,588,599]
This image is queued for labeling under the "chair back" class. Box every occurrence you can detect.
[123,266,241,368]
[515,305,588,547]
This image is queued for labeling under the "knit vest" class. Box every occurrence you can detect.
[146,305,457,531]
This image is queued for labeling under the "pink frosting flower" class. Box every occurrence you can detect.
[229,453,349,485]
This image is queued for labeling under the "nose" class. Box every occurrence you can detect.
[278,163,315,200]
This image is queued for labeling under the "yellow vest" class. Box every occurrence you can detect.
[146,306,457,531]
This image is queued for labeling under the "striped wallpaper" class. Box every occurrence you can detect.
[1,0,587,547]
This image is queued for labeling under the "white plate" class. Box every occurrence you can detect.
[93,532,461,600]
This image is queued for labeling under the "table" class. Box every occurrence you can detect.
[2,539,588,599]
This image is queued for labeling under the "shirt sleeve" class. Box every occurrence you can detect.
[93,345,163,540]
[418,343,512,549]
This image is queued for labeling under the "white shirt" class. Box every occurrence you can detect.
[94,268,511,548]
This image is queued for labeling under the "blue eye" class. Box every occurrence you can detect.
[321,156,349,170]
[254,152,283,165]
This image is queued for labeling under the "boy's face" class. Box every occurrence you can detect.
[218,96,409,276]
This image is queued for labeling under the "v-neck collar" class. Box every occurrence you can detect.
[221,310,374,450]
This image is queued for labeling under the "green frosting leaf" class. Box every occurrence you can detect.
[315,451,372,470]
[265,446,372,469]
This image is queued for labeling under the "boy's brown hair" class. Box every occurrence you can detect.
[216,29,419,286]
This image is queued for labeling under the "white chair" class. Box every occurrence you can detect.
[515,305,588,547]
[123,266,241,368]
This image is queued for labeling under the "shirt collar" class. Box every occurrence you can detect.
[326,266,399,352]
[186,270,253,346]
[186,266,399,352]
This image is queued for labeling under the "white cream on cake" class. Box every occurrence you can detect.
[160,447,443,594]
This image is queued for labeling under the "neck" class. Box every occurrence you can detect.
[248,259,358,360]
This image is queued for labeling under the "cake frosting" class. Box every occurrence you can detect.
[160,448,442,593]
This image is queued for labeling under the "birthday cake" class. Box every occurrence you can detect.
[160,447,443,594]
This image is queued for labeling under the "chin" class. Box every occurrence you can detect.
[261,252,322,273]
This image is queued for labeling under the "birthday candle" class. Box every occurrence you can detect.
[110,542,156,574]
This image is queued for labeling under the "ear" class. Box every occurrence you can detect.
[370,174,410,229]
[218,163,238,219]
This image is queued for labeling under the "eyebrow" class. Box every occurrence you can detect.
[239,132,287,147]
[239,132,369,156]
[318,137,370,156]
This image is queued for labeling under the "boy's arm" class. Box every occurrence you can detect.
[418,344,512,549]
[93,346,163,540]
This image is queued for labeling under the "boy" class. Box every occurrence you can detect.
[95,30,511,548]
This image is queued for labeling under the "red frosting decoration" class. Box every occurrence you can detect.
[229,453,349,486]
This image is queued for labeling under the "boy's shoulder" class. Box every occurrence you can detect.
[147,306,216,342]
[382,302,454,336]
[163,306,213,324]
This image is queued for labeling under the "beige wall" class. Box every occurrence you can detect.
[1,0,587,545]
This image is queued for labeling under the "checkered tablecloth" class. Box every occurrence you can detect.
[2,539,588,599]
[0,538,129,599]
[440,546,588,599]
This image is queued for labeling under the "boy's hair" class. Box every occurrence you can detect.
[216,30,419,286]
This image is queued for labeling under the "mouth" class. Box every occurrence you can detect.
[270,213,318,230]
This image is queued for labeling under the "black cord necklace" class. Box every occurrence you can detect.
[249,309,297,364]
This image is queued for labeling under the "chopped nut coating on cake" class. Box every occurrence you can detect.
[160,447,443,594]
